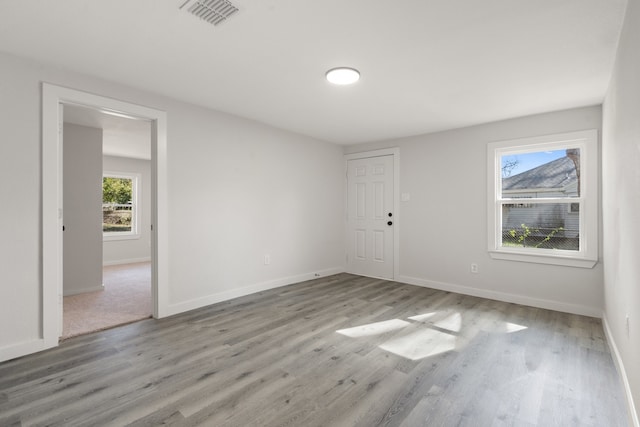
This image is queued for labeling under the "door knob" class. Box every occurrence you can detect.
[387,221,393,226]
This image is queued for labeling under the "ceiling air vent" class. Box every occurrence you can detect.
[179,0,239,26]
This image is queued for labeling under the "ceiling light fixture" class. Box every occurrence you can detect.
[326,67,360,85]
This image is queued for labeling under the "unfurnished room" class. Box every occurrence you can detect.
[0,1,639,426]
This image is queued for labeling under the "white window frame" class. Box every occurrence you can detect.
[487,129,598,268]
[103,171,141,241]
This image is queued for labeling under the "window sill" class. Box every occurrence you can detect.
[489,250,598,269]
[103,233,141,242]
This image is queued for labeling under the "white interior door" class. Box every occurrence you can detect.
[347,155,394,279]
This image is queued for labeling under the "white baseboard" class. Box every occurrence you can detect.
[397,275,602,318]
[103,257,151,266]
[602,314,640,427]
[0,338,51,363]
[63,284,104,296]
[165,267,345,317]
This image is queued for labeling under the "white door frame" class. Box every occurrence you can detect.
[344,148,400,280]
[42,83,169,352]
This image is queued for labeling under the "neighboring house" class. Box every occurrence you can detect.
[502,155,579,247]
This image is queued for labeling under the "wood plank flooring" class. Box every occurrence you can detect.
[0,274,630,426]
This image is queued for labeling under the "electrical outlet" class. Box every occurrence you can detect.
[470,263,478,274]
[264,254,270,265]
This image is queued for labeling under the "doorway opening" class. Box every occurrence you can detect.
[61,104,153,338]
[42,83,168,352]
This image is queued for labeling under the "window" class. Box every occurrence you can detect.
[102,172,140,240]
[487,130,597,268]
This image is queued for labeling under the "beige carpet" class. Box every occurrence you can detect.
[62,262,152,339]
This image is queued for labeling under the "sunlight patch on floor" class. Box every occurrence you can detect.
[504,322,528,333]
[335,309,529,361]
[407,312,437,322]
[379,327,458,360]
[434,312,462,332]
[336,318,410,338]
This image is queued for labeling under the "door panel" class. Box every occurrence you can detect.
[347,155,394,279]
[63,124,104,298]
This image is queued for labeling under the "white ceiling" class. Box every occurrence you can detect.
[0,0,628,145]
[63,104,152,160]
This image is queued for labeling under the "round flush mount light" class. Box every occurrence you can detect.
[326,67,360,85]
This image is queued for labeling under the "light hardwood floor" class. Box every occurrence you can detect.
[0,274,629,426]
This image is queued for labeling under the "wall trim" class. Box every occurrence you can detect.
[602,314,640,427]
[42,83,169,362]
[0,339,48,363]
[165,267,344,317]
[103,257,152,267]
[397,274,602,318]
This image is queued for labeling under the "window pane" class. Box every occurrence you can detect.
[103,177,133,233]
[103,205,132,232]
[501,148,580,198]
[501,202,579,251]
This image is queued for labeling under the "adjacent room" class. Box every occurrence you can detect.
[61,105,153,338]
[0,1,638,425]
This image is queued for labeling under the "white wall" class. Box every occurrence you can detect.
[63,123,103,295]
[0,55,44,347]
[166,107,345,310]
[345,106,604,316]
[0,51,345,360]
[102,155,152,266]
[602,0,640,422]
